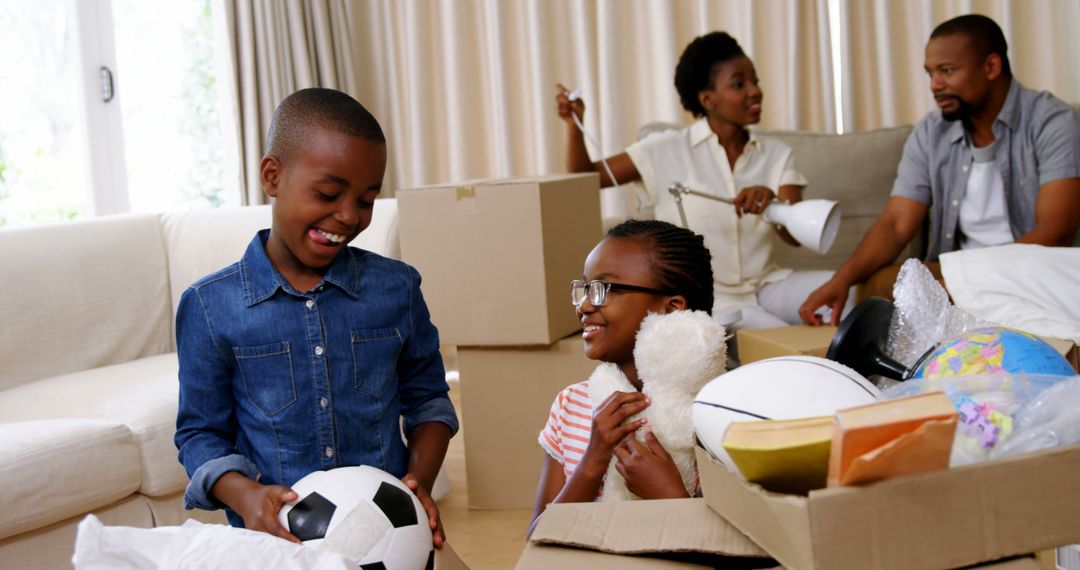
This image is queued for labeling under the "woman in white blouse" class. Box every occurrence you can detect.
[557,31,850,335]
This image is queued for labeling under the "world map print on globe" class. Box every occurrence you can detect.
[912,327,1075,379]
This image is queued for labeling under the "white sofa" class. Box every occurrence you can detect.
[0,201,400,569]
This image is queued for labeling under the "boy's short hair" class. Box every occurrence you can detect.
[674,32,746,118]
[930,14,1012,78]
[265,87,385,162]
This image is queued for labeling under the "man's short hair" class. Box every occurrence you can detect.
[930,14,1012,78]
[265,87,385,162]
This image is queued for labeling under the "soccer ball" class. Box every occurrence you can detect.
[278,466,434,569]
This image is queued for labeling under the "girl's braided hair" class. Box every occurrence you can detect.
[606,219,714,314]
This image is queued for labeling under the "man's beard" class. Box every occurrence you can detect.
[937,95,972,122]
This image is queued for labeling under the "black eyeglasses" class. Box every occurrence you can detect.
[570,279,671,307]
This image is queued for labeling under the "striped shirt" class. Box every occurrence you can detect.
[539,381,605,498]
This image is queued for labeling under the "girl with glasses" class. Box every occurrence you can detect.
[530,219,716,527]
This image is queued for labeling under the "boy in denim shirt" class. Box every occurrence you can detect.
[175,88,457,547]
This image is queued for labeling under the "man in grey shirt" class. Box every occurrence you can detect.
[800,14,1080,326]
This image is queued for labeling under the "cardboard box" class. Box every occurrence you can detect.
[398,174,602,346]
[736,325,838,365]
[458,335,596,509]
[517,498,774,569]
[696,444,1080,570]
[436,543,469,570]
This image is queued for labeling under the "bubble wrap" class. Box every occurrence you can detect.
[886,259,986,367]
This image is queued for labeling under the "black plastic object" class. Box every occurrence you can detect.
[826,296,911,380]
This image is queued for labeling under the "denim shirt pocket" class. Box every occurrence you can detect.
[233,341,298,416]
[351,328,402,397]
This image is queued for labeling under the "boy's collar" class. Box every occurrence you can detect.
[240,230,360,306]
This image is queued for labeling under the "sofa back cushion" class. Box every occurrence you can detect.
[161,199,400,330]
[0,214,173,391]
[763,125,919,270]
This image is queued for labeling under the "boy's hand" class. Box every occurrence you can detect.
[236,483,302,543]
[614,429,690,500]
[403,474,445,550]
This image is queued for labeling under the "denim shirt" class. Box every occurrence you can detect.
[175,230,458,523]
[891,79,1080,260]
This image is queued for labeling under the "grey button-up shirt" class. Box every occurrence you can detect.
[891,79,1080,261]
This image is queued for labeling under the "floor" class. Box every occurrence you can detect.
[437,377,532,569]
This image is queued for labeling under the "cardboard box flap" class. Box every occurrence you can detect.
[531,498,768,558]
[699,443,1080,570]
[695,447,816,569]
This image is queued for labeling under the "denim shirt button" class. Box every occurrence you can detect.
[314,346,324,356]
[324,446,334,458]
[305,299,314,309]
[320,397,328,409]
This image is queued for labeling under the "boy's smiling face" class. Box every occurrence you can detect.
[261,126,387,290]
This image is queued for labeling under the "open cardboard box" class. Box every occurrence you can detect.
[516,497,1046,569]
[696,443,1080,570]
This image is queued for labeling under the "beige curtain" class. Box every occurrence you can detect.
[221,0,359,205]
[840,0,1080,132]
[346,0,832,219]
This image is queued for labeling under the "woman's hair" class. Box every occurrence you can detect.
[606,219,714,314]
[674,31,746,118]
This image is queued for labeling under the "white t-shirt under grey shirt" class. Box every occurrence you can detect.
[959,140,1014,249]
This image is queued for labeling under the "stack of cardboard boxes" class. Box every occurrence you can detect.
[398,173,604,510]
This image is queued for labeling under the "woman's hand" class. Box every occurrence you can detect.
[613,429,690,499]
[733,185,776,217]
[403,474,445,549]
[581,391,650,473]
[555,83,585,126]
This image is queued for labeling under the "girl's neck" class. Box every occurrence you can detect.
[618,362,644,392]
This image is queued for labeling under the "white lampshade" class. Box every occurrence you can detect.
[763,199,840,255]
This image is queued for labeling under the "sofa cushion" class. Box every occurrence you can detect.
[0,354,187,497]
[161,199,400,327]
[0,420,142,540]
[0,214,173,392]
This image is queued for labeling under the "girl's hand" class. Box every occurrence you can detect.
[234,482,301,543]
[582,391,650,471]
[734,185,776,217]
[556,83,585,126]
[403,474,445,550]
[613,429,690,499]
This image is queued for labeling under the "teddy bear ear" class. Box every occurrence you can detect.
[634,310,727,388]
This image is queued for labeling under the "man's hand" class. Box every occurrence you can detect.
[613,429,690,499]
[403,474,445,549]
[799,277,849,326]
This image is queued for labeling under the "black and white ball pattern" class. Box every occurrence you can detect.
[278,466,434,570]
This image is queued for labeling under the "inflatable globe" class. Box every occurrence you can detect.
[912,327,1074,379]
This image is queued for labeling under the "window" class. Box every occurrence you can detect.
[0,0,233,229]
